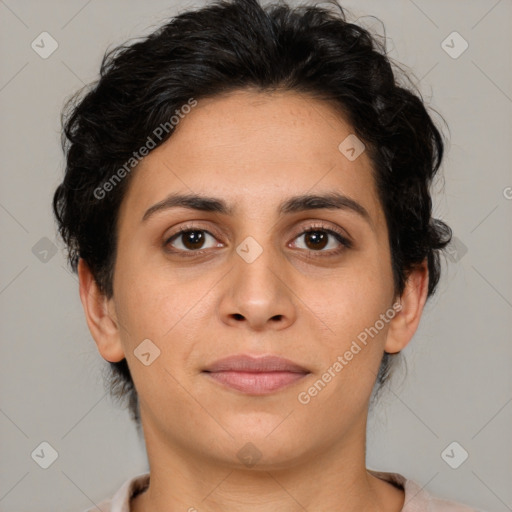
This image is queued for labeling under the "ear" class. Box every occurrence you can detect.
[384,260,429,354]
[77,258,125,362]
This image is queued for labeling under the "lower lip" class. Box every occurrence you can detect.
[203,371,308,394]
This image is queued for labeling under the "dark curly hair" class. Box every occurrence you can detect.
[53,0,451,426]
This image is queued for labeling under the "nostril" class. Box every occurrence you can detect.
[233,313,244,321]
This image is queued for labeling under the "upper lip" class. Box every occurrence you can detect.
[203,354,310,373]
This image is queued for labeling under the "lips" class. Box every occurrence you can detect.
[202,354,310,394]
[203,354,309,373]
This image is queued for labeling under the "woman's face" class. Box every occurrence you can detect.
[94,89,412,467]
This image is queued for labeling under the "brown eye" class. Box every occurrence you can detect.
[291,227,351,254]
[165,229,219,252]
[181,230,206,250]
[163,224,351,257]
[303,230,329,250]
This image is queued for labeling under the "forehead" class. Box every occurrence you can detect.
[119,89,383,224]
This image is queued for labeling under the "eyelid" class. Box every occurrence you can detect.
[163,223,224,253]
[291,221,352,246]
[163,222,226,244]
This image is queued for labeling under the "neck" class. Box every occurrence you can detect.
[131,414,404,512]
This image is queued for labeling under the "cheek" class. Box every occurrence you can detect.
[111,261,202,411]
[113,251,215,367]
[309,288,391,394]
[299,256,394,407]
[297,284,393,414]
[118,292,198,362]
[112,248,181,348]
[309,259,393,343]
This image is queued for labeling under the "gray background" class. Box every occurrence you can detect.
[1,0,511,511]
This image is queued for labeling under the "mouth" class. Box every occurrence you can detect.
[202,354,310,395]
[203,370,309,394]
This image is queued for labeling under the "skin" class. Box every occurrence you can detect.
[79,89,428,512]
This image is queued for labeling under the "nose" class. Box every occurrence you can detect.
[218,245,297,332]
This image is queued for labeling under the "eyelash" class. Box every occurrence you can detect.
[163,223,352,257]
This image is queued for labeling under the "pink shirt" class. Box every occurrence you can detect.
[84,470,483,511]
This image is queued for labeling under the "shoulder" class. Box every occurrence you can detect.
[404,478,483,511]
[81,473,150,512]
[368,469,486,512]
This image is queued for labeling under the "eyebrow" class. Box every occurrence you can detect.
[142,191,372,226]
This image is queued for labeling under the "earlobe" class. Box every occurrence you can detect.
[77,258,125,363]
[384,260,429,354]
